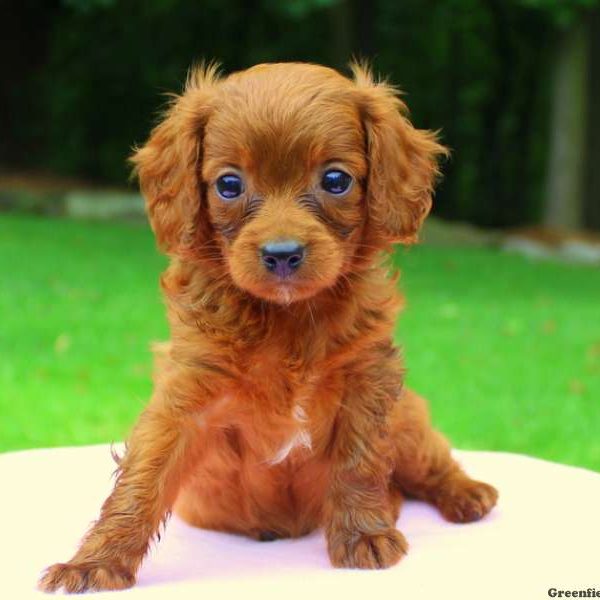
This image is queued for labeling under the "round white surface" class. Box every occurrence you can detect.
[1,445,598,599]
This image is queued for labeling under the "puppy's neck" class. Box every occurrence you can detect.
[173,262,398,333]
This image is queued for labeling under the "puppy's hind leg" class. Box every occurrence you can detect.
[391,389,498,523]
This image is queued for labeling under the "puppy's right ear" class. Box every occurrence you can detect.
[130,64,220,254]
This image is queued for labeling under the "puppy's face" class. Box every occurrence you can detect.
[203,67,367,303]
[133,63,446,305]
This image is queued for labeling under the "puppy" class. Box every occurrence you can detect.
[40,62,497,593]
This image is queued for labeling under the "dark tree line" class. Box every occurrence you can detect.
[1,0,598,230]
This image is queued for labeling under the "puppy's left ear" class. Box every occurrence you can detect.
[352,64,448,244]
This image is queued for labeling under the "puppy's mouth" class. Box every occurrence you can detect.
[229,263,330,305]
[272,282,299,305]
[253,277,319,305]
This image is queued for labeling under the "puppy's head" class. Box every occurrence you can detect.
[132,62,447,304]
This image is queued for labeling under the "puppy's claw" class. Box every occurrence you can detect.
[38,561,135,594]
[329,528,408,569]
[436,479,498,523]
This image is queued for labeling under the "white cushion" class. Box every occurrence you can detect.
[1,444,598,599]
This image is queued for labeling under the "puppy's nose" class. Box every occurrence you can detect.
[261,240,305,277]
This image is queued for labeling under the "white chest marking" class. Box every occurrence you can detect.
[267,404,312,466]
[267,429,312,466]
[292,404,308,423]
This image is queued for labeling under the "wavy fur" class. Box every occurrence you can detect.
[40,62,495,594]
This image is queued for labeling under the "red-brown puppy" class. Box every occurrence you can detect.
[40,62,498,593]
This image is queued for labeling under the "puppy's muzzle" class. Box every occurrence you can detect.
[261,240,305,278]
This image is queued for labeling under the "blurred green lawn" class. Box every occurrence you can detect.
[1,214,599,471]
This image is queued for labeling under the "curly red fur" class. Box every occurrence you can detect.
[39,62,496,593]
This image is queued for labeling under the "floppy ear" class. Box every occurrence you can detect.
[352,63,448,244]
[130,64,220,254]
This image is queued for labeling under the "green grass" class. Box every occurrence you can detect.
[1,214,599,471]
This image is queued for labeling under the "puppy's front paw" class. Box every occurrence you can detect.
[436,478,498,523]
[38,561,135,594]
[328,528,408,569]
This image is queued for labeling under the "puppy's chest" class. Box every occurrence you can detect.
[263,402,313,466]
[239,343,313,402]
[234,363,340,466]
[244,384,316,465]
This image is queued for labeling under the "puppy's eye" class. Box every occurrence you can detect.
[321,169,353,196]
[216,173,244,201]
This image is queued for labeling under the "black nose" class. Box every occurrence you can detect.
[261,240,305,277]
